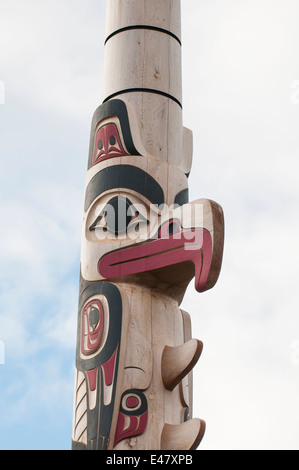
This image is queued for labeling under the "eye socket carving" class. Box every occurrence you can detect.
[89,196,149,237]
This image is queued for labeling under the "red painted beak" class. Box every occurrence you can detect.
[98,220,213,293]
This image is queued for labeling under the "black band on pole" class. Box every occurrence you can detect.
[104,25,182,46]
[103,88,182,109]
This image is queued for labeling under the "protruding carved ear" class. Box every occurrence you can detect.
[161,339,203,391]
[161,419,206,450]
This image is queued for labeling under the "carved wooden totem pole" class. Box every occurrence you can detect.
[72,0,224,451]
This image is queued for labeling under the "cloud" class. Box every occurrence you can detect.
[179,0,299,450]
[0,0,106,120]
[0,0,298,450]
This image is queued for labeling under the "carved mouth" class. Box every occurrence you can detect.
[95,148,126,164]
[98,226,213,293]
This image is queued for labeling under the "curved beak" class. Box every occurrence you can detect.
[98,222,213,293]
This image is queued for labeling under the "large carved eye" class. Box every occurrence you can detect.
[89,196,149,237]
[126,205,149,235]
[89,196,131,235]
[106,196,132,235]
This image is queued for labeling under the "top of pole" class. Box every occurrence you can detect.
[101,0,188,172]
[105,0,181,43]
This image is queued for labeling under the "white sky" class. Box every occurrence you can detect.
[0,0,299,450]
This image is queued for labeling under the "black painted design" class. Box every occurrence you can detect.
[104,25,181,46]
[76,280,122,374]
[174,188,189,206]
[73,279,123,450]
[119,389,148,416]
[89,195,132,235]
[84,165,165,212]
[114,389,148,446]
[109,135,116,146]
[103,88,182,109]
[89,195,148,237]
[184,407,190,422]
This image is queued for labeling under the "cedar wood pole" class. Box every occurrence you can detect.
[72,0,224,450]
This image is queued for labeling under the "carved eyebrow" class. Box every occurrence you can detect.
[84,165,165,212]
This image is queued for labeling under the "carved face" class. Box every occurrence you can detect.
[73,99,224,450]
[82,167,217,294]
[81,100,222,294]
[92,122,129,166]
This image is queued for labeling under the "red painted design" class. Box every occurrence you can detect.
[86,368,98,391]
[101,346,118,386]
[114,411,148,446]
[127,396,139,408]
[93,123,128,166]
[114,390,148,446]
[81,300,104,355]
[98,223,213,293]
[158,219,181,238]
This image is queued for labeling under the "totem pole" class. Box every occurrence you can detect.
[72,0,224,451]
